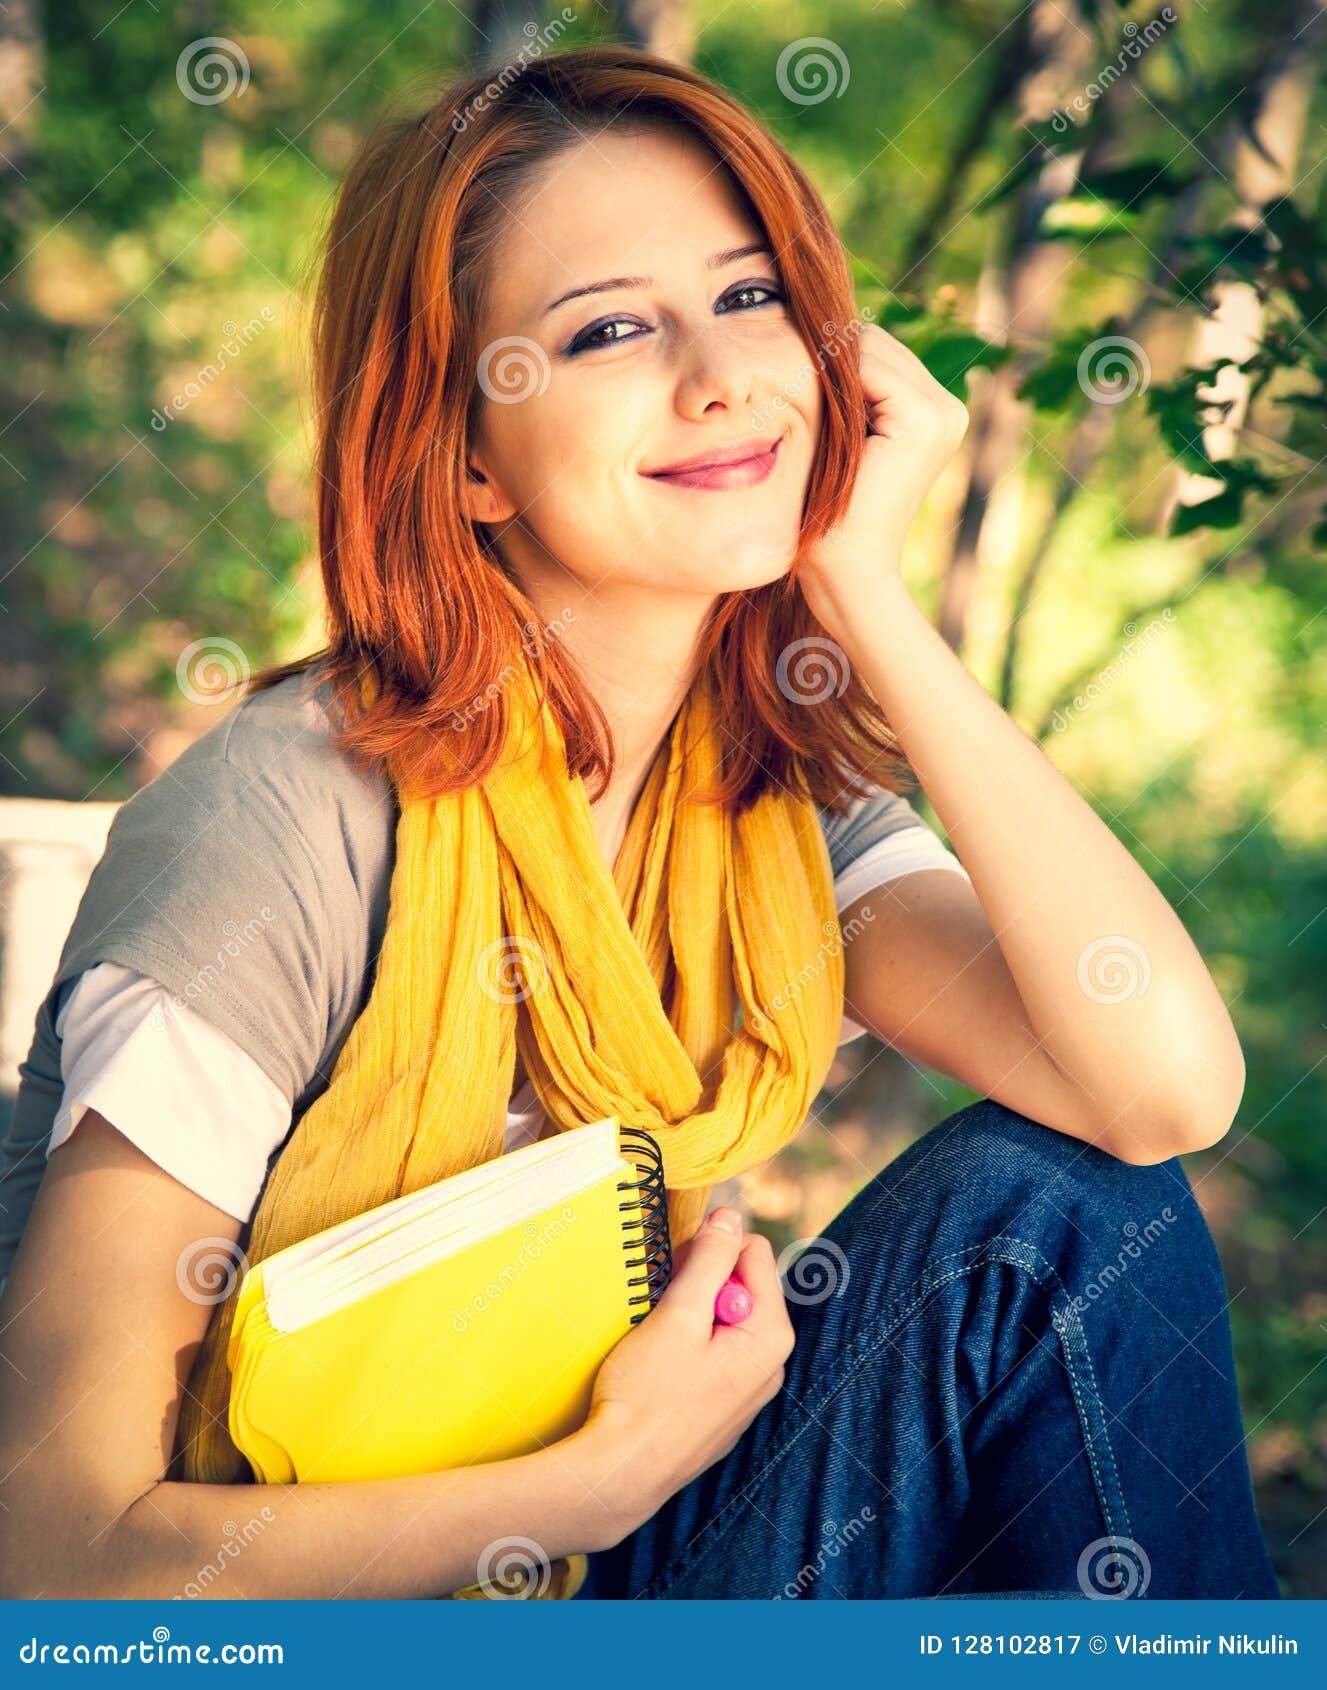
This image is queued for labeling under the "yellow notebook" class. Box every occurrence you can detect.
[226,1118,671,1486]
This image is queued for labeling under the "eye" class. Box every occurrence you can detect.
[718,281,784,312]
[566,316,649,355]
[564,281,785,356]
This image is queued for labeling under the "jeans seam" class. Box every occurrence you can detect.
[638,1234,1132,1600]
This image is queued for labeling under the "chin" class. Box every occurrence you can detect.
[715,528,800,588]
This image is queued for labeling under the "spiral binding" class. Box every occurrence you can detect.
[616,1123,673,1324]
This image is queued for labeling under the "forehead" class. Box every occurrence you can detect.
[483,124,763,331]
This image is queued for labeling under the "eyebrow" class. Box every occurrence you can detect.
[540,243,775,319]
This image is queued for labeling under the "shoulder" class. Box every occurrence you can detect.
[197,661,393,843]
[102,660,398,902]
[816,780,927,870]
[815,780,969,899]
[48,662,397,1106]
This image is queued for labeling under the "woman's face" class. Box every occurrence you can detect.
[464,125,825,603]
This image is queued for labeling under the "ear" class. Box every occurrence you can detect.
[460,457,517,526]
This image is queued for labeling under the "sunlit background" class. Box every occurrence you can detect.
[1,0,1323,1596]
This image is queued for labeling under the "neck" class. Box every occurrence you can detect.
[508,567,719,853]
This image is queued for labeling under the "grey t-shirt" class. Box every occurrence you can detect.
[0,661,955,1286]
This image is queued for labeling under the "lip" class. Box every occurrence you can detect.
[643,431,785,490]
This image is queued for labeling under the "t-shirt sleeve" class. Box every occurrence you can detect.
[42,733,344,1111]
[50,961,292,1222]
[825,784,970,914]
[824,784,971,1046]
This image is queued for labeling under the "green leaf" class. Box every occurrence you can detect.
[1039,198,1141,240]
[916,334,1012,396]
[1079,161,1195,209]
[973,119,1071,213]
[1171,485,1248,534]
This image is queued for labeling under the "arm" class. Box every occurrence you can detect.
[0,1112,791,1599]
[0,1110,627,1600]
[827,586,1243,1166]
[797,324,1244,1164]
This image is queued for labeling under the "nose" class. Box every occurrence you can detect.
[672,317,758,422]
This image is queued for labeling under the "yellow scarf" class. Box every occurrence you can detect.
[174,654,844,1598]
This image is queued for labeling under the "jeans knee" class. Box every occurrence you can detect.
[828,1096,1203,1299]
[924,1096,1194,1223]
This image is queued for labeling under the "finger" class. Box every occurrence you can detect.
[724,1232,789,1329]
[657,1210,745,1328]
[861,330,968,430]
[860,321,946,389]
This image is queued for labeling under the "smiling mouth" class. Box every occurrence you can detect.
[643,434,785,491]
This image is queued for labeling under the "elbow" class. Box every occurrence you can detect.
[1101,1057,1246,1167]
[1094,1029,1246,1165]
[0,1471,135,1600]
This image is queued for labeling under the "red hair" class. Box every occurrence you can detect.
[247,43,911,814]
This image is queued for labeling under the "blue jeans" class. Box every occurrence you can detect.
[576,1098,1280,1599]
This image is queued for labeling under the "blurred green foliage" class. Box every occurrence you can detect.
[2,0,1322,1594]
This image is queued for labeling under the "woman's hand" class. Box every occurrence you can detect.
[794,322,969,637]
[577,1206,795,1542]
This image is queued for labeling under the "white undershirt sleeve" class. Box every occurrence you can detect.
[831,809,972,1044]
[51,960,292,1223]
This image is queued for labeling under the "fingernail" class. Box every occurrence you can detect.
[707,1207,742,1234]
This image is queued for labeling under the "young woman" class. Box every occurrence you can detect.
[0,45,1277,1602]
